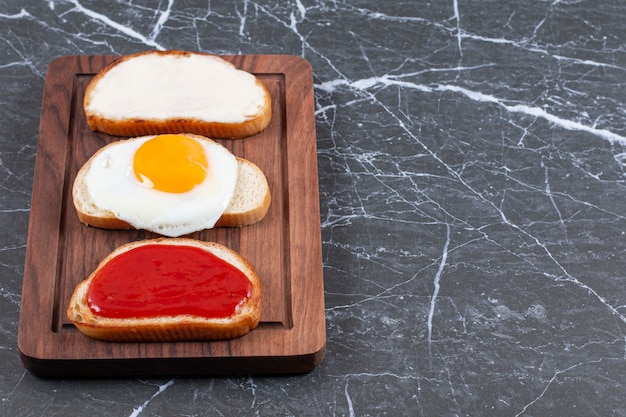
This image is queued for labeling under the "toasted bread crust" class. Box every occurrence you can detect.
[72,134,271,234]
[67,238,262,342]
[214,188,271,228]
[84,50,272,139]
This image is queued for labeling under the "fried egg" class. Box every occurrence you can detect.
[84,134,238,237]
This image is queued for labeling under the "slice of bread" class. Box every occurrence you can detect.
[84,50,272,139]
[72,134,271,235]
[67,238,262,342]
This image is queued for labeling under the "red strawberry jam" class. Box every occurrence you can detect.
[86,244,252,319]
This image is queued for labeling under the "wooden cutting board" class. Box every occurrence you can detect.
[17,54,325,377]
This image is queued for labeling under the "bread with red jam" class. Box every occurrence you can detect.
[66,238,262,342]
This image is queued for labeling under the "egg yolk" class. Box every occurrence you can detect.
[133,134,208,193]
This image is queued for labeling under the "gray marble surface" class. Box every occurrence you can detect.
[2,0,626,416]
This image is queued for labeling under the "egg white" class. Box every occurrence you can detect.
[84,136,238,237]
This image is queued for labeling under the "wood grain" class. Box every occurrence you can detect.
[17,54,325,377]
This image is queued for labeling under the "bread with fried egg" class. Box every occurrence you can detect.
[72,134,271,236]
[66,238,262,342]
[84,50,272,139]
